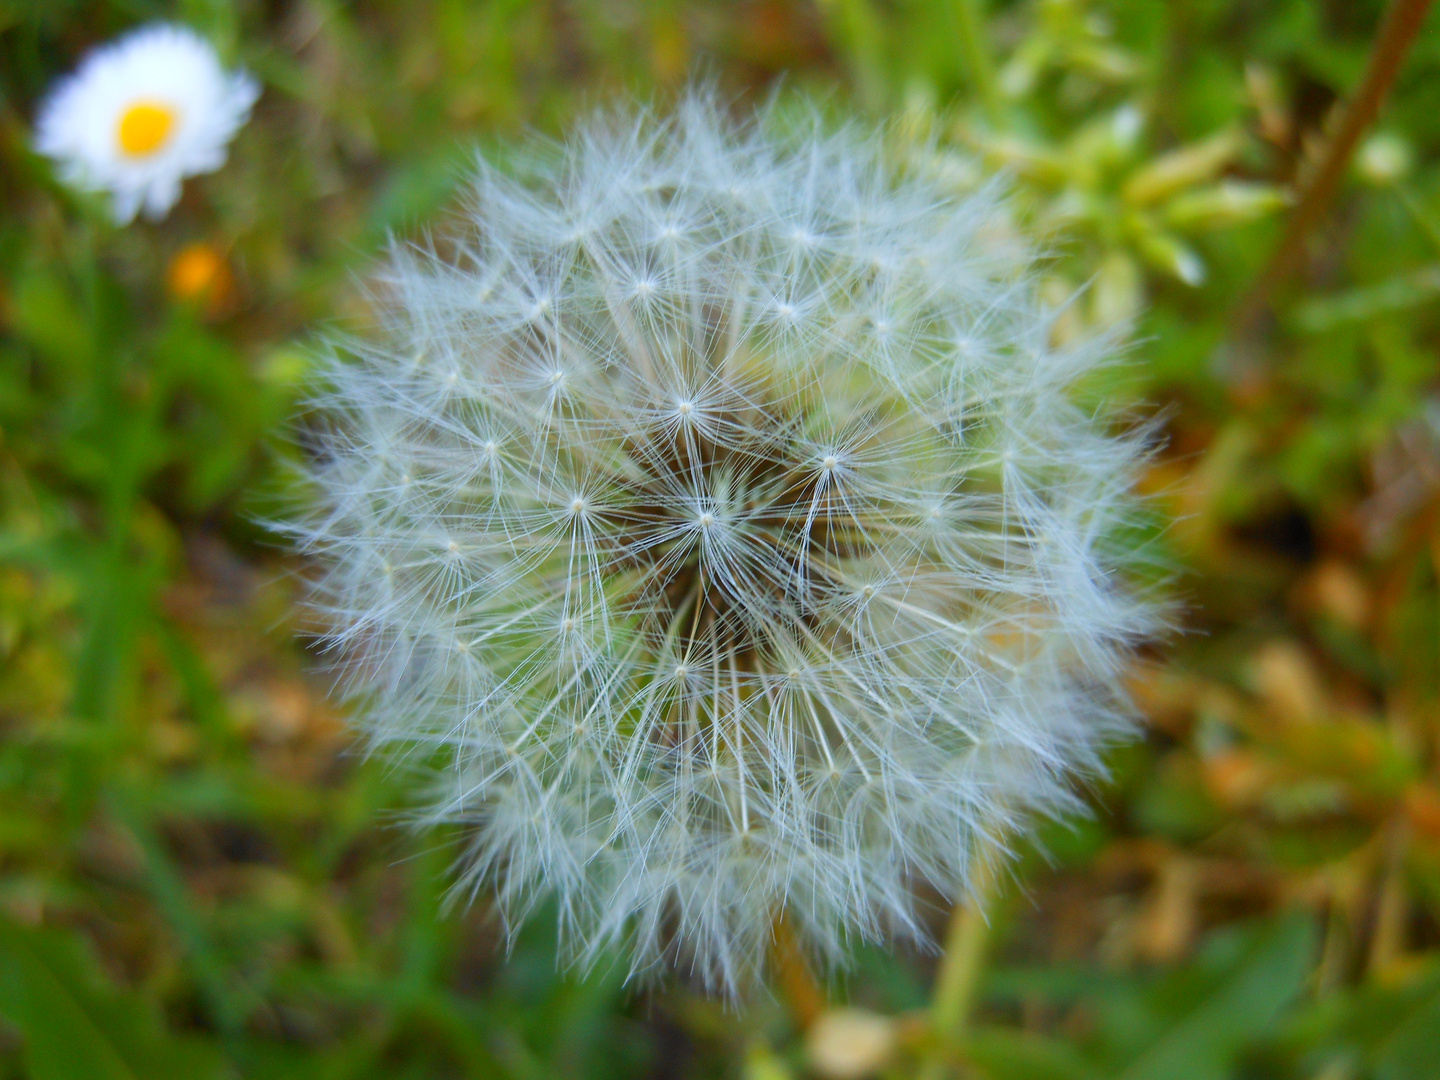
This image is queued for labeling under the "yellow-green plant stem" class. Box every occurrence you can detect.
[771,909,826,1031]
[949,0,1001,127]
[817,0,889,114]
[919,860,996,1080]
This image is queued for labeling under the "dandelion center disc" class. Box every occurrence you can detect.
[117,100,178,157]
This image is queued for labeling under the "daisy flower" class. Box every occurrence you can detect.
[35,24,259,223]
[287,93,1161,995]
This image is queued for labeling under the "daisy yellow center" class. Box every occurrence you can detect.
[117,101,178,158]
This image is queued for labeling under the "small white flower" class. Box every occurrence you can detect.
[35,24,259,223]
[289,93,1161,995]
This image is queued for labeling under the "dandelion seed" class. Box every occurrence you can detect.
[288,92,1159,996]
[35,24,258,223]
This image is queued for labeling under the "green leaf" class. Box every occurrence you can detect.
[1288,964,1440,1080]
[1291,265,1440,332]
[1375,980,1440,1080]
[0,918,224,1080]
[966,1027,1105,1080]
[1114,914,1316,1080]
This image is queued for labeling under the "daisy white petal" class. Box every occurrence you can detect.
[35,23,259,223]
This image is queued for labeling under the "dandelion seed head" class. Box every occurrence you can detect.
[288,91,1159,996]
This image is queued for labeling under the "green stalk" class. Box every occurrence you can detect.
[1231,0,1436,342]
[821,0,889,114]
[949,0,1001,127]
[919,857,996,1080]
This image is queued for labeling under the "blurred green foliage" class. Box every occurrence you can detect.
[1,1,1439,1078]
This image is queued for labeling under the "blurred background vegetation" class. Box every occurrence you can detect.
[3,0,1440,1077]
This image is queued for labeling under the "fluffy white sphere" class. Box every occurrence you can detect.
[290,94,1157,993]
[35,23,258,223]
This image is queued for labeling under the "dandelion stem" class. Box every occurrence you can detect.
[919,855,996,1080]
